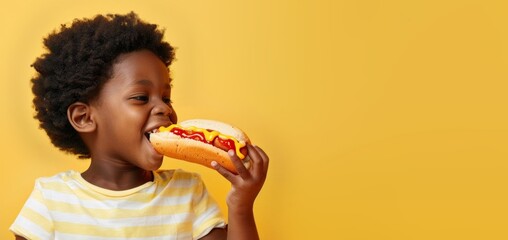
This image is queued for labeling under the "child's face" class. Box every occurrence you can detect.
[89,50,177,171]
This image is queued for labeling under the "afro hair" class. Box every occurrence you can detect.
[31,12,175,158]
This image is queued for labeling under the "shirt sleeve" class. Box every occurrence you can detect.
[191,173,226,239]
[10,180,54,240]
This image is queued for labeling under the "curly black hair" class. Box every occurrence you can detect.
[31,12,175,158]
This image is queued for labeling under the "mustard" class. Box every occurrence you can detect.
[159,124,247,159]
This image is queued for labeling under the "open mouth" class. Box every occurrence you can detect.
[145,129,160,142]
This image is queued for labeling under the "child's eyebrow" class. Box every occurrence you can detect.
[131,79,172,89]
[131,79,153,87]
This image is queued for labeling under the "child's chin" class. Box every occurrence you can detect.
[145,156,164,171]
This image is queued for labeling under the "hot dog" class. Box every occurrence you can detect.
[149,119,251,173]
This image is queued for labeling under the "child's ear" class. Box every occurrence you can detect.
[67,102,96,133]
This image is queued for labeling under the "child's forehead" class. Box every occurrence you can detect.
[112,50,169,73]
[106,50,172,88]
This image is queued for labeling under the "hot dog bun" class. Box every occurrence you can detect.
[149,119,251,173]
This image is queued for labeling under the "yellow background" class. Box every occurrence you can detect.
[1,1,507,239]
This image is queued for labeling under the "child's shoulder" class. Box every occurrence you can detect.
[29,170,82,193]
[34,170,80,184]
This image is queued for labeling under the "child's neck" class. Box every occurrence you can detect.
[81,161,154,191]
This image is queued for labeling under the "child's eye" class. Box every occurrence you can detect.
[132,95,149,102]
[162,97,173,104]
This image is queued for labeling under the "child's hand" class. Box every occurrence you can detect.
[211,144,269,213]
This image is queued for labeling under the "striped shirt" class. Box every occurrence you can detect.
[10,169,226,240]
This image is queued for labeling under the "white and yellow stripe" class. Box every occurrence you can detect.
[10,170,225,240]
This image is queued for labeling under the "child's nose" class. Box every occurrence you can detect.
[153,100,174,117]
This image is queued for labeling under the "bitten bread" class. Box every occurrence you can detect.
[150,119,251,173]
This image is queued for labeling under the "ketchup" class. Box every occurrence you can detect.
[169,127,245,157]
[170,128,207,143]
[216,137,236,151]
[171,128,235,150]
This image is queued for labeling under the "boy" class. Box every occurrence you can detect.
[10,12,269,240]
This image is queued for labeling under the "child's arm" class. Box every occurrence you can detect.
[204,144,269,240]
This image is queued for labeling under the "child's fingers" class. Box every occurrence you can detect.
[211,161,237,183]
[246,145,262,172]
[228,150,250,179]
[212,145,269,186]
[252,145,269,172]
[248,145,268,176]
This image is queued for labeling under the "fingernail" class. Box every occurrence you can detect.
[228,150,235,156]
